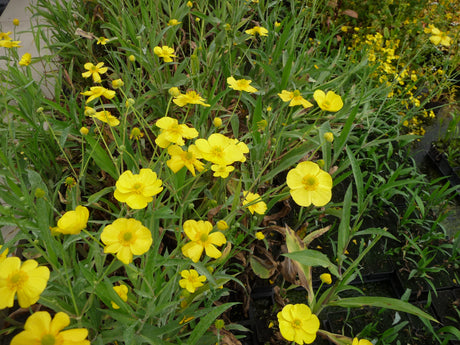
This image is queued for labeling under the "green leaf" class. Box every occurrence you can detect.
[337,184,352,261]
[328,296,438,322]
[87,187,114,205]
[353,228,398,241]
[250,255,274,279]
[284,249,339,277]
[85,135,118,179]
[346,146,363,213]
[188,303,238,344]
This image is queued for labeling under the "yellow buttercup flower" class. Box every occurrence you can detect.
[242,191,267,215]
[82,62,108,83]
[80,86,116,103]
[0,257,50,309]
[0,31,12,40]
[194,133,248,166]
[173,90,210,107]
[255,232,265,240]
[245,25,268,37]
[277,304,319,344]
[168,86,181,97]
[0,39,21,48]
[91,110,120,127]
[19,53,32,66]
[13,19,20,26]
[129,127,144,140]
[429,27,452,47]
[55,205,89,235]
[154,45,176,62]
[179,269,206,293]
[101,218,153,264]
[80,127,89,136]
[278,90,313,108]
[112,78,124,89]
[168,19,181,26]
[286,161,332,207]
[320,273,332,284]
[313,90,343,112]
[181,220,227,263]
[216,220,228,231]
[187,1,193,7]
[114,169,163,209]
[352,338,373,345]
[213,117,223,127]
[11,312,90,345]
[155,116,199,148]
[96,36,109,45]
[227,76,258,93]
[167,144,204,176]
[323,132,334,143]
[211,164,234,178]
[111,284,129,309]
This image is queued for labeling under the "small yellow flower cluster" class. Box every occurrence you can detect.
[0,31,21,48]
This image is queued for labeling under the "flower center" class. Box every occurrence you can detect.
[200,233,209,243]
[302,175,319,191]
[132,182,143,191]
[8,271,28,290]
[293,90,301,97]
[41,334,56,345]
[120,230,135,246]
[322,100,331,109]
[292,319,302,329]
[90,66,98,73]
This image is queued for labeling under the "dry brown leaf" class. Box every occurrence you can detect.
[75,28,96,40]
[342,9,358,18]
[210,326,243,345]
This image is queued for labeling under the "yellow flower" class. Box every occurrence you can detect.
[112,79,124,89]
[242,191,267,215]
[429,27,452,47]
[0,246,8,263]
[19,53,32,66]
[168,87,181,97]
[323,132,334,143]
[125,98,135,107]
[216,220,228,231]
[320,273,332,284]
[155,116,199,148]
[181,220,227,262]
[55,205,89,235]
[0,39,21,48]
[179,269,206,293]
[13,19,20,26]
[173,90,210,107]
[195,133,248,166]
[96,36,109,45]
[286,161,332,207]
[186,1,193,7]
[313,90,343,112]
[154,45,176,62]
[128,55,136,62]
[211,164,234,178]
[129,127,144,140]
[80,127,89,136]
[111,284,128,309]
[0,31,12,40]
[277,304,320,344]
[274,21,281,28]
[213,117,223,127]
[80,86,116,103]
[82,62,108,83]
[352,338,373,345]
[245,26,268,36]
[11,311,90,345]
[167,144,204,176]
[0,257,50,309]
[91,110,120,127]
[101,218,153,264]
[278,90,313,108]
[114,169,163,209]
[84,106,96,116]
[255,232,265,240]
[227,76,258,93]
[168,19,181,26]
